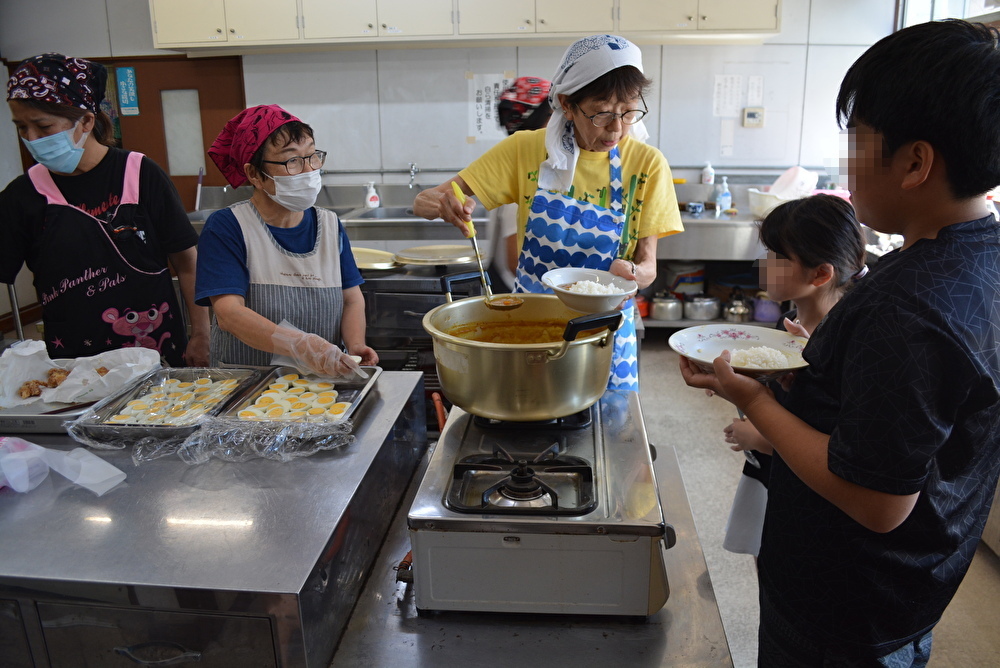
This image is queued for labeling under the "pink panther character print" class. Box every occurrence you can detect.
[102,302,172,354]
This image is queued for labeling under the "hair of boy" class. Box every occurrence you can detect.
[835,19,1000,199]
[758,194,866,289]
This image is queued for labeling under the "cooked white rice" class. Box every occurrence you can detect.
[567,279,618,295]
[730,346,789,369]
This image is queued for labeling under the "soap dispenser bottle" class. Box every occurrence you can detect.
[715,176,732,216]
[365,182,380,208]
[701,162,715,185]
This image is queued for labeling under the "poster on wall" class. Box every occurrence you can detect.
[467,72,512,143]
[116,67,140,116]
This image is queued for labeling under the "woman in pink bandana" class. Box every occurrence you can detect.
[195,105,375,377]
[0,53,210,367]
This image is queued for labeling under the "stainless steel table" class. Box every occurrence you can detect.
[0,371,426,668]
[330,437,732,667]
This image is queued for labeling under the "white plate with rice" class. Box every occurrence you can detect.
[668,324,808,381]
[541,267,638,314]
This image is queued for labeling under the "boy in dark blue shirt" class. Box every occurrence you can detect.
[680,20,1000,666]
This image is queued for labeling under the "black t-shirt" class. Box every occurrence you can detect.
[760,216,1000,657]
[740,308,796,486]
[0,147,197,283]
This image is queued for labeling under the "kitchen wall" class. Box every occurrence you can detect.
[0,0,895,316]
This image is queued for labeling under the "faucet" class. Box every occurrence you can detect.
[408,162,420,189]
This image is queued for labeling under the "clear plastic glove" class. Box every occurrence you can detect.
[272,326,366,379]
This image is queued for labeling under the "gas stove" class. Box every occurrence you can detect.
[407,391,675,616]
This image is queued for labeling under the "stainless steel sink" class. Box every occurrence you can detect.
[341,205,487,222]
[344,206,419,220]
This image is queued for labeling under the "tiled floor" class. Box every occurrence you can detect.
[638,330,1000,668]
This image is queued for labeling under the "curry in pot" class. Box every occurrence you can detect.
[446,319,603,344]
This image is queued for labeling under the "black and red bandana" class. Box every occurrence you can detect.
[7,53,107,112]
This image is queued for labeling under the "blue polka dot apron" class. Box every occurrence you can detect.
[514,146,639,391]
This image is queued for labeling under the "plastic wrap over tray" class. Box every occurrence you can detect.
[66,367,262,458]
[175,366,382,464]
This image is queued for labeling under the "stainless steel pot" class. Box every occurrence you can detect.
[651,296,684,321]
[684,295,721,321]
[723,288,754,323]
[422,273,622,421]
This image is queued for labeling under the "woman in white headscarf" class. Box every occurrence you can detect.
[414,35,683,390]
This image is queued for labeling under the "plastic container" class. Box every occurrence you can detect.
[365,182,380,208]
[715,176,732,214]
[664,261,706,296]
[701,162,715,185]
[748,188,790,218]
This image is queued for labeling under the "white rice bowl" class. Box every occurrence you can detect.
[541,267,638,314]
[668,324,808,379]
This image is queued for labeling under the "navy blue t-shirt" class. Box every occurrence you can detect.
[760,216,1000,657]
[195,205,362,306]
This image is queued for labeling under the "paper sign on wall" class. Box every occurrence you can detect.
[116,67,139,116]
[467,73,511,142]
[713,74,743,118]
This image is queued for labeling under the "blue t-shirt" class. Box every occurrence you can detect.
[195,205,363,306]
[760,216,1000,657]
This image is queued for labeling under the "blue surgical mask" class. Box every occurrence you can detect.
[22,121,89,174]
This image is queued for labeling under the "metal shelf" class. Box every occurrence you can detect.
[640,317,777,329]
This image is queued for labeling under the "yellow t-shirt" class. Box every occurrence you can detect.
[459,129,683,261]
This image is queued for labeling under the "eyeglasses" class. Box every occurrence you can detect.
[574,95,648,127]
[262,150,327,175]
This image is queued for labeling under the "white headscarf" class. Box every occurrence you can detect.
[539,34,649,192]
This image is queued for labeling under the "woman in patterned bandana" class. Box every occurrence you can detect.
[414,35,684,391]
[0,53,210,367]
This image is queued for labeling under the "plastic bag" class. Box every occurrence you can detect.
[0,435,126,496]
[0,341,160,409]
[175,415,354,464]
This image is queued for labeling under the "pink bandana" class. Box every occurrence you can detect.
[208,104,301,188]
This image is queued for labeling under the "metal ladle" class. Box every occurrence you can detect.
[452,182,523,311]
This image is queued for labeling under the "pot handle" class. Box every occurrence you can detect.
[440,271,490,303]
[563,310,623,341]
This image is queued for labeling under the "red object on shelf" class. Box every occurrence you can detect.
[634,295,650,317]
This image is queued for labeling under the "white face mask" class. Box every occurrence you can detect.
[264,169,322,211]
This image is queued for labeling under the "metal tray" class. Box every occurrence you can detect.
[0,400,94,434]
[221,365,383,425]
[353,247,399,270]
[393,244,480,266]
[70,367,264,444]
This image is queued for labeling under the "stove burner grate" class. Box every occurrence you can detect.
[445,444,597,515]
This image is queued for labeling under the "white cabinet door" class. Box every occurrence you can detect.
[697,0,779,31]
[150,0,229,45]
[458,0,535,35]
[377,0,454,36]
[150,0,298,46]
[619,0,778,32]
[535,0,614,33]
[619,0,698,32]
[224,0,299,42]
[303,0,378,39]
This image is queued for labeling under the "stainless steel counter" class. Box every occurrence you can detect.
[0,371,427,668]
[329,426,732,666]
[659,213,764,261]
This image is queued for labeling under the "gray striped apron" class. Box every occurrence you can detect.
[211,201,344,366]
